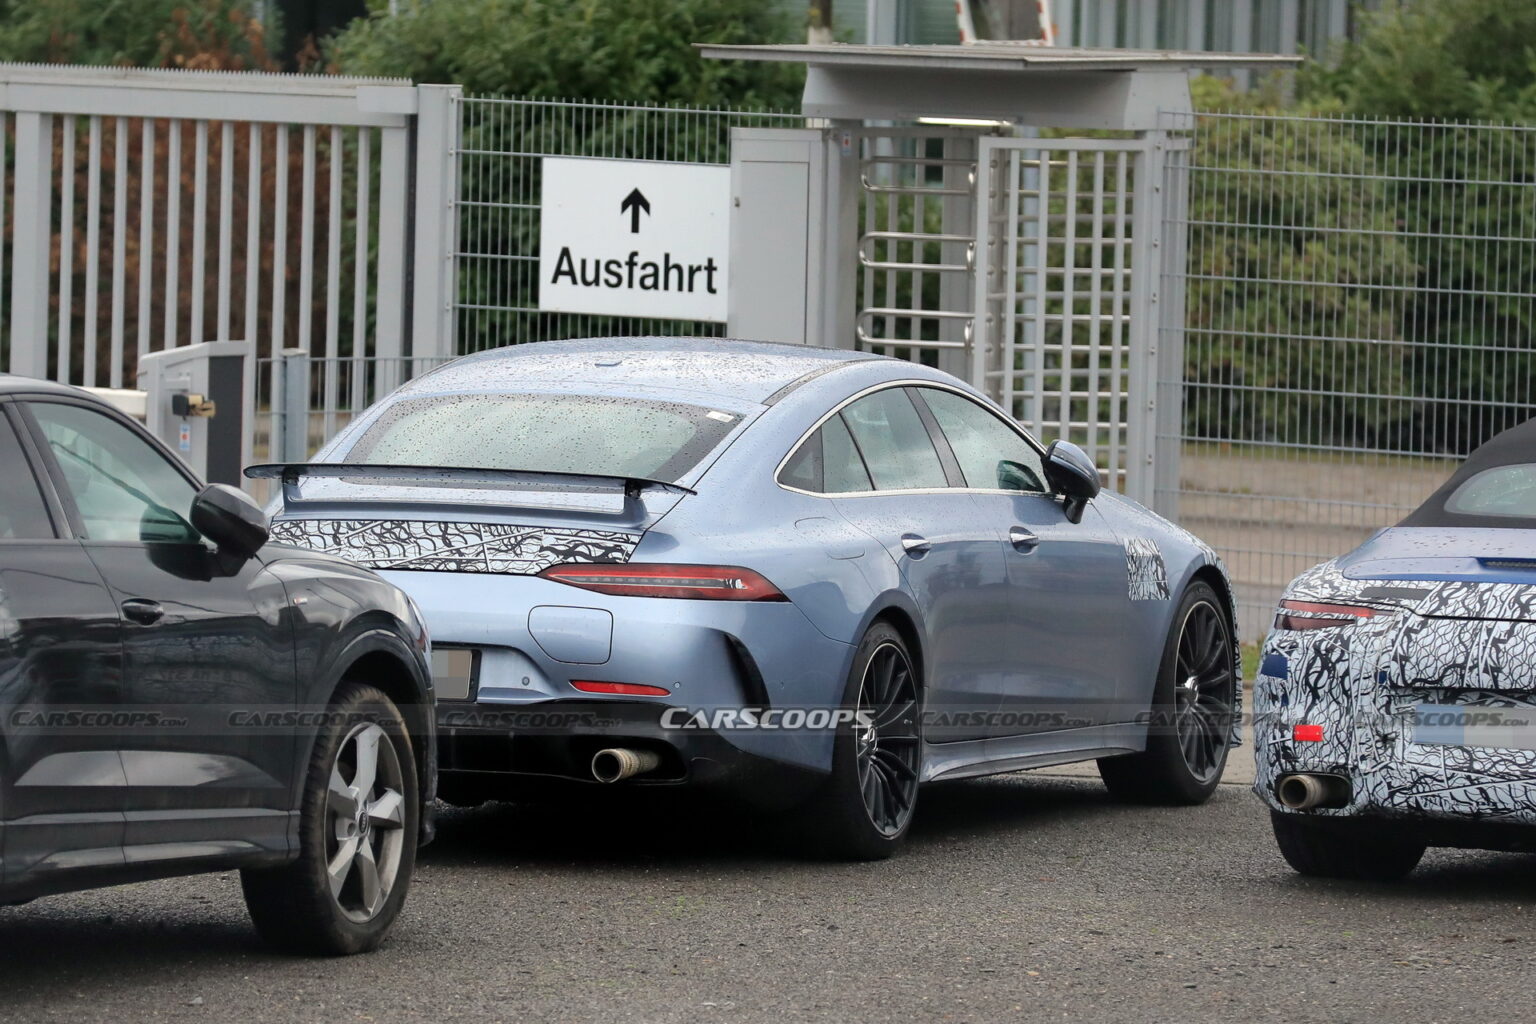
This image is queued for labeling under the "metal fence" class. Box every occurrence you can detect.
[455,95,804,353]
[0,66,419,386]
[1161,110,1536,637]
[10,67,1533,651]
[0,65,461,469]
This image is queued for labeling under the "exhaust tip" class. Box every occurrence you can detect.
[1277,773,1350,811]
[1277,774,1321,810]
[591,747,661,784]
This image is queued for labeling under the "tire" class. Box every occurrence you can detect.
[1270,810,1425,881]
[1098,581,1236,805]
[796,622,923,861]
[241,682,420,955]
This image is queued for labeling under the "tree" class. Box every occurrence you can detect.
[328,0,803,107]
[1301,0,1536,449]
[1181,77,1418,448]
[1303,0,1536,122]
[0,0,272,69]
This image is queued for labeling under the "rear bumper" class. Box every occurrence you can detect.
[1254,625,1536,834]
[384,569,856,783]
[435,698,830,810]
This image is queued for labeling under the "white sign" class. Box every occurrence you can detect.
[539,156,730,322]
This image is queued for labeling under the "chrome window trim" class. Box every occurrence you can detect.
[773,379,1053,499]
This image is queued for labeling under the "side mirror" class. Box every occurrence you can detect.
[190,483,270,558]
[1043,440,1102,525]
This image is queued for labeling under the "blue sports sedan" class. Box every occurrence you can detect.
[252,338,1240,858]
[1255,417,1536,880]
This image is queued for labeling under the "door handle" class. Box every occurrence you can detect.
[1008,526,1041,551]
[121,598,165,625]
[899,533,931,556]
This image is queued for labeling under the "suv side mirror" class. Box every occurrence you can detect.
[190,483,270,558]
[1043,440,1102,524]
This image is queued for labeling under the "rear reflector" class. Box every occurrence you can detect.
[571,680,671,697]
[1293,724,1325,742]
[539,563,787,601]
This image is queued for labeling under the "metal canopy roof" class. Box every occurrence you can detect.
[698,43,1300,131]
[696,43,1302,73]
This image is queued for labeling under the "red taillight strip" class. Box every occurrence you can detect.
[1279,599,1377,619]
[1274,598,1379,632]
[538,563,788,602]
[1274,614,1358,631]
[571,680,671,697]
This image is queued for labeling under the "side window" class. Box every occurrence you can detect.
[0,414,57,539]
[919,388,1048,493]
[30,402,201,544]
[839,388,948,491]
[822,414,873,493]
[777,415,874,494]
[779,430,823,492]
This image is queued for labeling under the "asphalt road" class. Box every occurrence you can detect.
[1,771,1531,1024]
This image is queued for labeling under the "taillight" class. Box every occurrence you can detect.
[1273,599,1377,631]
[538,563,788,602]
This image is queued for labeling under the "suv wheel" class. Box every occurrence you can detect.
[241,682,419,955]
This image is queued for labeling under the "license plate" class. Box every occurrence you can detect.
[431,648,478,701]
[1415,703,1536,750]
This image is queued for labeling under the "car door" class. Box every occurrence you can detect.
[913,387,1131,734]
[819,386,1014,743]
[20,398,296,859]
[0,402,128,883]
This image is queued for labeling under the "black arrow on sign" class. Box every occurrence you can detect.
[620,188,651,233]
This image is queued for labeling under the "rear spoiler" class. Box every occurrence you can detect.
[245,464,694,520]
[245,463,694,496]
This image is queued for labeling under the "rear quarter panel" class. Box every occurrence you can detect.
[255,548,434,815]
[1092,492,1243,735]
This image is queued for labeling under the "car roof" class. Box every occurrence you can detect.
[406,337,885,406]
[0,374,97,400]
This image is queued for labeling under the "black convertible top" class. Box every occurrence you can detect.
[1399,417,1536,529]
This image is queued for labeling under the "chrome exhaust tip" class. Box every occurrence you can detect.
[591,747,662,784]
[1276,773,1350,811]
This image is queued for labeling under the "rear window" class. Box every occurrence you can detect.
[345,393,740,483]
[1446,464,1536,518]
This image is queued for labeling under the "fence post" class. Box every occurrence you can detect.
[374,125,411,399]
[10,112,54,378]
[1125,133,1169,510]
[1153,134,1194,523]
[411,84,462,373]
[275,348,312,464]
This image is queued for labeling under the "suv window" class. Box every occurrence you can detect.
[30,402,200,543]
[918,388,1048,493]
[0,414,56,539]
[839,388,948,491]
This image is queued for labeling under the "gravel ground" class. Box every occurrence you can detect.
[1,772,1530,1024]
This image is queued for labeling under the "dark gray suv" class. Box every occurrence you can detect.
[0,376,435,955]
